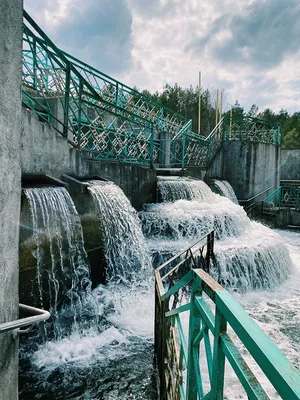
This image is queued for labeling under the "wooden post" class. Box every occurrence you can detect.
[219,90,223,123]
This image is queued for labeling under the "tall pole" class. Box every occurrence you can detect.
[219,90,223,122]
[198,71,201,135]
[230,104,233,134]
[219,90,223,137]
[215,89,219,126]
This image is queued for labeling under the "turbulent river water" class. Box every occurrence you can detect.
[20,179,300,399]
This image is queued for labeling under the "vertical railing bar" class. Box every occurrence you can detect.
[186,281,202,400]
[211,308,227,398]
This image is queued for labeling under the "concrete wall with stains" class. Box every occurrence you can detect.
[0,1,23,399]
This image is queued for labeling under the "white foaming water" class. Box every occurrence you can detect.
[213,179,238,204]
[31,281,154,375]
[141,196,250,241]
[87,180,151,282]
[157,177,215,202]
[24,187,93,338]
[22,179,299,399]
[143,180,293,290]
[213,222,292,291]
[223,229,300,399]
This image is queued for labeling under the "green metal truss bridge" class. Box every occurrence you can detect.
[22,10,281,169]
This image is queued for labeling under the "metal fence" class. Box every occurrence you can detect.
[263,185,300,212]
[222,115,281,145]
[155,231,300,399]
[22,11,281,169]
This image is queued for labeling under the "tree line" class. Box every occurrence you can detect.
[139,84,300,149]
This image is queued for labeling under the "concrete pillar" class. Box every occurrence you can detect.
[0,1,23,399]
[159,131,172,167]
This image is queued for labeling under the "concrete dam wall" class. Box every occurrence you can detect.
[21,109,156,210]
[0,1,23,399]
[280,150,300,181]
[206,140,280,201]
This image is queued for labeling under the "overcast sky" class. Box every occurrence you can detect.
[24,0,300,113]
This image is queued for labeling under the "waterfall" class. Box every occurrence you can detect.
[24,187,94,337]
[20,183,154,399]
[213,222,291,291]
[213,180,238,204]
[140,197,249,241]
[143,178,293,291]
[20,178,297,399]
[157,177,215,202]
[87,180,151,282]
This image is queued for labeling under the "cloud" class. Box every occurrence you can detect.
[126,0,175,18]
[24,0,134,74]
[187,0,300,70]
[24,0,300,113]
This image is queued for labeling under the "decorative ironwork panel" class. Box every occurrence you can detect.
[222,115,281,145]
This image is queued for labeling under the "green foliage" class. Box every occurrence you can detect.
[139,83,300,148]
[140,83,218,136]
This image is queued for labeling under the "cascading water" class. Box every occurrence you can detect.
[20,179,300,399]
[157,176,216,202]
[87,180,151,282]
[143,178,300,398]
[213,179,238,204]
[23,186,95,337]
[20,183,155,399]
[143,179,293,291]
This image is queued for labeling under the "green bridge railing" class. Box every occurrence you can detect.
[155,231,300,399]
[22,11,281,169]
[223,115,281,146]
[263,186,300,213]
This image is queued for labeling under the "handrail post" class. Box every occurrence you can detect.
[149,125,154,168]
[155,283,169,399]
[63,61,71,138]
[206,230,214,272]
[186,281,202,400]
[77,79,83,148]
[211,308,227,398]
[181,128,186,170]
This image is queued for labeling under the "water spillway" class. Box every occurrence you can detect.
[19,178,299,399]
[23,186,94,337]
[87,180,151,282]
[20,181,155,399]
[212,179,239,203]
[143,178,292,291]
[157,176,216,202]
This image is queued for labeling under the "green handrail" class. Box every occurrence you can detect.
[263,186,300,210]
[155,232,300,399]
[222,115,281,145]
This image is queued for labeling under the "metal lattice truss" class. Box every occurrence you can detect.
[22,10,190,167]
[62,52,187,136]
[222,116,281,145]
[22,10,280,168]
